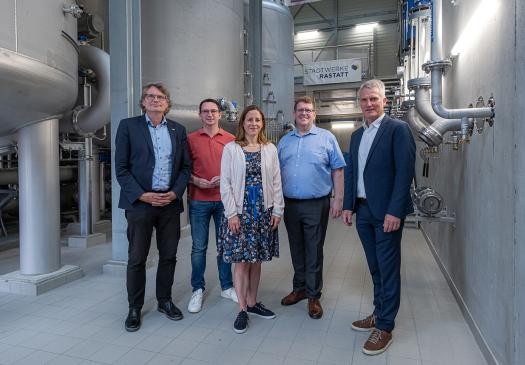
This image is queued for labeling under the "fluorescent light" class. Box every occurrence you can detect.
[296,29,319,40]
[331,122,356,130]
[451,0,499,56]
[355,22,378,32]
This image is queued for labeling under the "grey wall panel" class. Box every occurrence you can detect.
[293,0,397,31]
[516,1,525,362]
[338,0,397,18]
[419,1,521,364]
[374,22,398,77]
[293,0,398,78]
[0,0,15,50]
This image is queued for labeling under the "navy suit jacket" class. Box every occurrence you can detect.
[115,114,191,212]
[343,115,416,220]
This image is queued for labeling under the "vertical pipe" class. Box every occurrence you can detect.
[249,0,263,106]
[99,162,106,213]
[79,137,93,236]
[91,148,101,223]
[431,0,442,61]
[19,118,60,274]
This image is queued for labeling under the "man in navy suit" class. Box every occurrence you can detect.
[342,79,415,355]
[115,82,191,332]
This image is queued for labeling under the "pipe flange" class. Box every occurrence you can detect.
[401,100,415,110]
[412,186,444,216]
[422,59,452,73]
[407,77,431,90]
[419,126,443,147]
[409,7,431,20]
[487,96,496,127]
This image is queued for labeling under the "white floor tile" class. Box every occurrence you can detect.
[11,349,56,364]
[0,222,488,365]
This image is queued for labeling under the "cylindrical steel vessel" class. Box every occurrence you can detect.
[0,0,78,137]
[141,0,245,134]
[261,0,294,142]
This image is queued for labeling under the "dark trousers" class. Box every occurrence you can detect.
[283,196,330,299]
[355,201,403,332]
[125,207,181,309]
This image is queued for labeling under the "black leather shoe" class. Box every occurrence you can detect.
[125,308,141,332]
[158,300,183,321]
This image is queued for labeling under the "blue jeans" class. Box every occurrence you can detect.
[190,200,233,291]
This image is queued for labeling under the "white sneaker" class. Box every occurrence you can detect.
[221,287,239,303]
[188,289,203,313]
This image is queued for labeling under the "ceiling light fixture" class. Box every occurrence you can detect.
[331,122,356,129]
[295,29,320,40]
[355,22,378,32]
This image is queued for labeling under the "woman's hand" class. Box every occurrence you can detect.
[228,216,241,234]
[270,215,281,231]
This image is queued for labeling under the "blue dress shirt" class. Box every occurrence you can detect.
[145,114,173,191]
[357,114,384,198]
[278,125,346,199]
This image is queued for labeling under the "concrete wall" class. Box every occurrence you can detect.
[419,1,524,364]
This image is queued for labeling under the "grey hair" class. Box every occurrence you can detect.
[358,79,386,98]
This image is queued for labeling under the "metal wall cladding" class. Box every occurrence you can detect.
[293,0,399,78]
[0,0,79,135]
[261,0,294,142]
[141,0,245,134]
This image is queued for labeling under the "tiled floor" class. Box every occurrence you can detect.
[0,219,487,365]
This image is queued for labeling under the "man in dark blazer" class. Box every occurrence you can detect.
[115,82,191,332]
[342,79,415,355]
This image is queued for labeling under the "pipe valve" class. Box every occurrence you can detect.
[63,4,84,19]
[218,98,238,123]
[412,186,444,216]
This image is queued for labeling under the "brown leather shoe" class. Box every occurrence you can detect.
[351,314,375,331]
[307,298,323,319]
[362,329,392,355]
[281,290,307,306]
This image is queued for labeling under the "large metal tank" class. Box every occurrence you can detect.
[0,0,79,136]
[141,0,245,134]
[261,0,294,142]
[0,0,80,278]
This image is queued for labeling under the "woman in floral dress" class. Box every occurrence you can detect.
[219,105,284,334]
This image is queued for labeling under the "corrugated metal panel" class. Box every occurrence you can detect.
[375,22,399,77]
[293,0,397,30]
[293,0,399,78]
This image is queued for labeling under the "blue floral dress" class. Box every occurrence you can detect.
[218,149,279,263]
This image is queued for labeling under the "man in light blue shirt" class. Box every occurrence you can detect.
[146,113,173,191]
[278,96,345,319]
[356,115,382,199]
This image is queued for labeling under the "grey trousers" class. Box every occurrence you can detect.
[283,195,330,299]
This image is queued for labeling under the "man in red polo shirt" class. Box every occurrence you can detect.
[187,98,237,313]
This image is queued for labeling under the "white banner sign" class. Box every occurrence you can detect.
[303,59,362,85]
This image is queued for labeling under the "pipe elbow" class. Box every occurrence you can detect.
[77,45,110,132]
[419,117,462,147]
[407,106,429,136]
[62,44,110,135]
[432,101,494,120]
